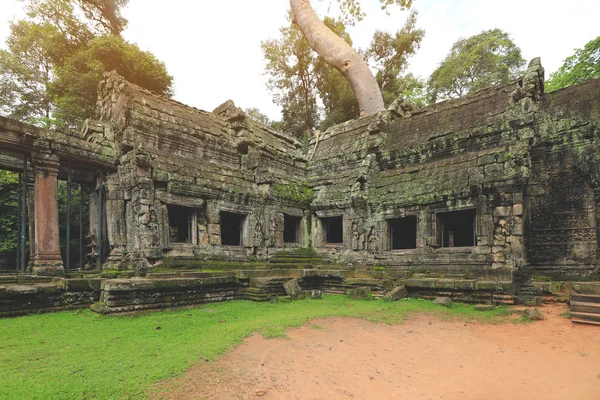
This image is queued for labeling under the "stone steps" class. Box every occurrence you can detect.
[572,318,600,326]
[571,293,600,304]
[571,311,600,323]
[570,294,600,326]
[570,301,600,314]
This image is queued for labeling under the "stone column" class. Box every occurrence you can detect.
[31,152,64,276]
[105,173,128,270]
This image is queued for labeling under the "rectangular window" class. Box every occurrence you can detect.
[284,215,302,243]
[220,211,245,246]
[168,205,193,243]
[322,216,343,244]
[438,209,477,247]
[388,216,417,250]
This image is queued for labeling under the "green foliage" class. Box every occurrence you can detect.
[73,0,130,35]
[428,29,525,103]
[0,0,172,132]
[26,0,128,37]
[0,171,20,269]
[0,296,514,399]
[546,35,600,92]
[0,20,60,126]
[333,0,413,25]
[273,182,314,203]
[365,10,425,108]
[51,35,173,130]
[262,14,320,140]
[263,9,424,134]
[244,107,281,130]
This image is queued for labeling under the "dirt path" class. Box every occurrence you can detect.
[154,304,600,400]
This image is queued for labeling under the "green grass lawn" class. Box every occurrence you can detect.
[0,296,514,399]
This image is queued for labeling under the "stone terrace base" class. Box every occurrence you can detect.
[88,269,522,314]
[0,275,101,317]
[2,270,600,317]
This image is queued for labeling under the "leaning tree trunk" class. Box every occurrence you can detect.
[290,0,385,117]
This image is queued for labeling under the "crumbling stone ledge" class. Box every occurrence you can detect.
[7,270,589,317]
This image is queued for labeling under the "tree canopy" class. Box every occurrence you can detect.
[365,10,425,108]
[289,0,415,117]
[262,14,320,140]
[546,35,600,92]
[0,0,172,131]
[262,8,424,138]
[427,28,525,103]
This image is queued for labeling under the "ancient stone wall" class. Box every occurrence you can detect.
[95,73,310,269]
[90,62,600,282]
[526,78,600,279]
[307,59,600,281]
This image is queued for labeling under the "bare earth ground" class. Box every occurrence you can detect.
[154,304,600,400]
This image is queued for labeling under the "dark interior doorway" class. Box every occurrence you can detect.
[168,205,192,243]
[438,209,476,247]
[221,211,245,246]
[284,215,301,243]
[322,216,343,244]
[388,216,417,250]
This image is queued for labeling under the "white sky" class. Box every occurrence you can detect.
[1,0,599,120]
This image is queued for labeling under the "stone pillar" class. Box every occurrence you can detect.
[31,152,64,276]
[206,200,221,246]
[105,173,128,270]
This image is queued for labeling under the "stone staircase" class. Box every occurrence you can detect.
[570,294,600,326]
[268,250,326,269]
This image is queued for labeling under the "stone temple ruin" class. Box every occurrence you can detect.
[1,58,600,321]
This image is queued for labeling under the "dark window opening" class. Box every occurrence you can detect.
[438,209,476,247]
[322,216,343,244]
[168,205,192,243]
[221,212,245,246]
[388,216,417,250]
[284,215,301,243]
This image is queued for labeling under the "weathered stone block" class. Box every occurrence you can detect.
[250,277,276,288]
[309,290,323,299]
[345,278,393,291]
[347,286,371,299]
[475,281,499,291]
[435,279,456,290]
[433,296,452,307]
[6,285,37,294]
[283,279,305,300]
[512,204,523,216]
[494,206,511,217]
[571,282,600,295]
[477,154,496,166]
[523,308,544,321]
[454,280,476,290]
[405,278,437,289]
[383,285,408,301]
[518,295,543,306]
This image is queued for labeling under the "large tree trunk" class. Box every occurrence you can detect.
[290,0,385,117]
